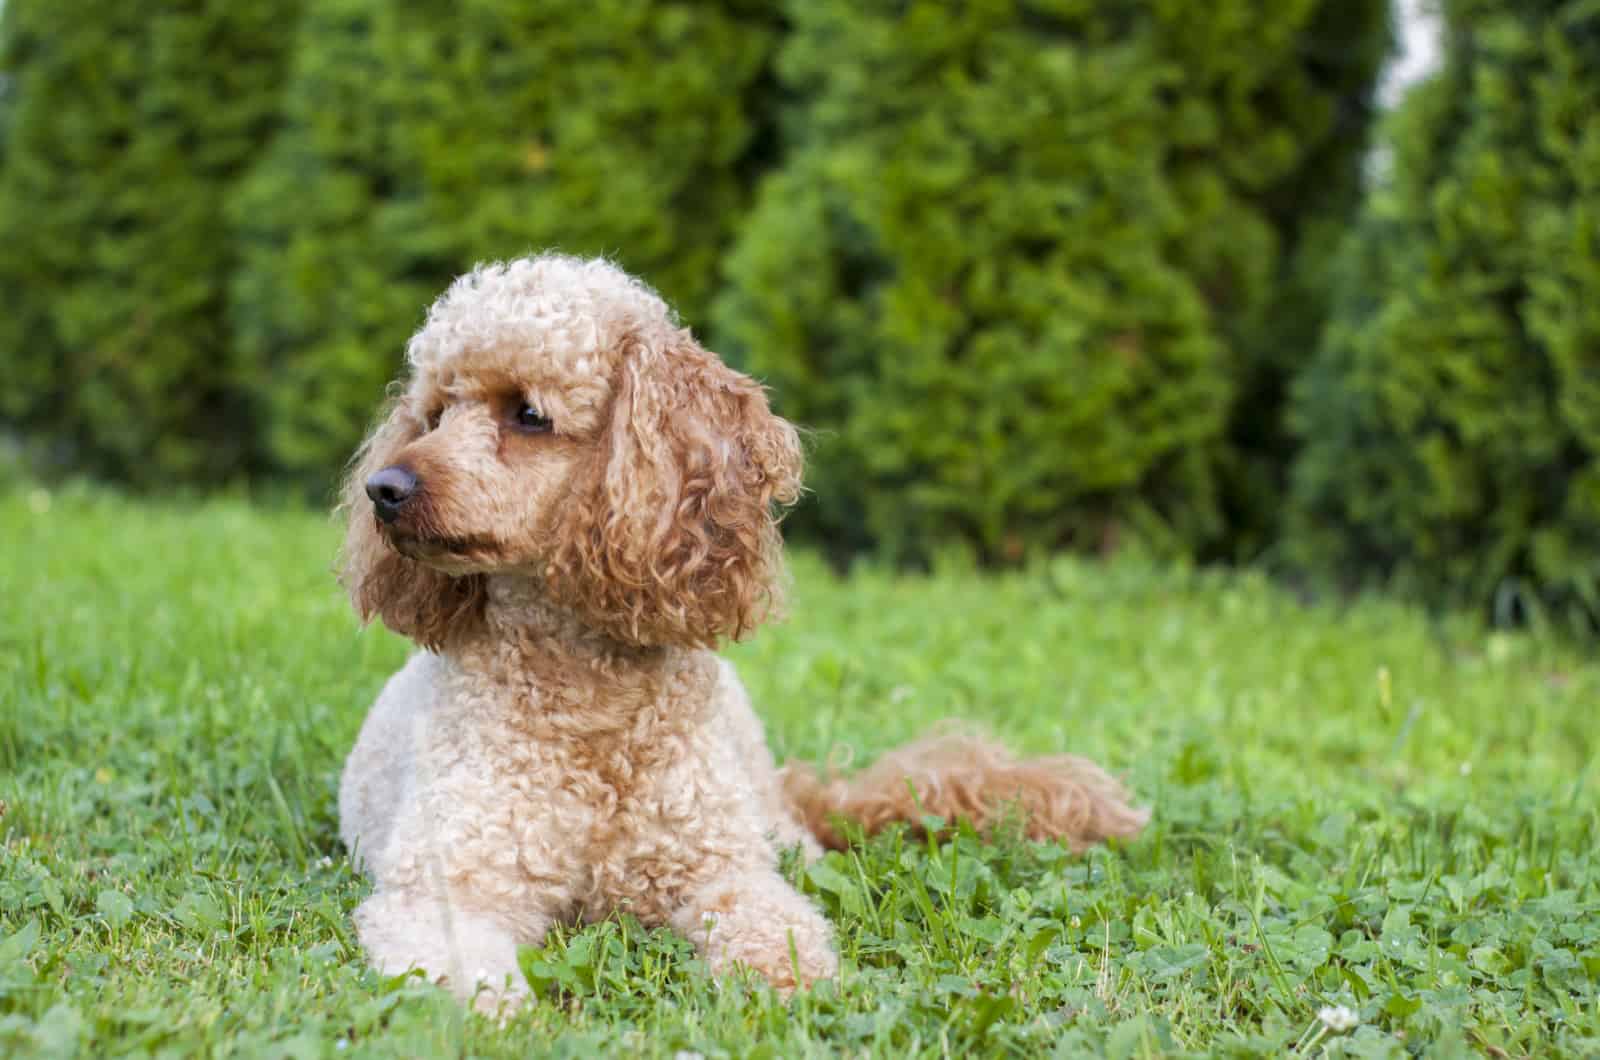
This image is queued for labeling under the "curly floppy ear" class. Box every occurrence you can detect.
[337,400,485,650]
[549,330,804,648]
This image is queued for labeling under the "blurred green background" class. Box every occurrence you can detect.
[1,0,1597,625]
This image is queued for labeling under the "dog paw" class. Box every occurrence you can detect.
[688,907,839,994]
[468,975,530,1021]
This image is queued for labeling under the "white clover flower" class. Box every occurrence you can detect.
[1317,1004,1360,1033]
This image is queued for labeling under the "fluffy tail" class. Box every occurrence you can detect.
[779,728,1148,853]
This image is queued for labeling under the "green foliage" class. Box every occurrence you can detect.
[0,0,1391,554]
[230,0,780,483]
[714,0,1389,563]
[0,0,300,485]
[1216,0,1392,556]
[1290,0,1600,625]
[2,488,1598,1054]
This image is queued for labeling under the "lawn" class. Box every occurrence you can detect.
[1,485,1596,1058]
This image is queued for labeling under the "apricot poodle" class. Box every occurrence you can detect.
[336,253,1148,1011]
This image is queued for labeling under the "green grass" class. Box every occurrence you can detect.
[1,485,1597,1058]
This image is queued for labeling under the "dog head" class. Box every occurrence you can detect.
[338,255,803,650]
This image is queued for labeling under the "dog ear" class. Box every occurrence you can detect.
[338,398,485,650]
[549,329,803,648]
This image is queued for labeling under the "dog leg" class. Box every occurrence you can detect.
[353,887,537,1014]
[669,868,838,994]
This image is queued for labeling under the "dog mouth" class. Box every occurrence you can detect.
[383,527,500,563]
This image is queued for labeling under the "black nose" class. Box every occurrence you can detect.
[365,465,419,524]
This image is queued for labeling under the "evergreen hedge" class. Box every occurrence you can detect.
[0,0,1411,579]
[230,0,780,482]
[714,0,1389,563]
[1290,0,1600,623]
[0,0,300,485]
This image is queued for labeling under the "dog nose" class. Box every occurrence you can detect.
[365,465,419,523]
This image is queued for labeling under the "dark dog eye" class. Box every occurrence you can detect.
[514,403,553,433]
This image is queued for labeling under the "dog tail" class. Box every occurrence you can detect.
[778,726,1149,853]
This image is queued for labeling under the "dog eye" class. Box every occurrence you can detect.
[514,403,553,433]
[424,407,443,431]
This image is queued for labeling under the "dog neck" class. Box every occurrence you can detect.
[445,574,707,739]
[464,576,662,669]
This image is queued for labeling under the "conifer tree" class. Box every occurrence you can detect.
[1291,0,1600,622]
[0,0,300,483]
[714,0,1390,562]
[232,0,780,482]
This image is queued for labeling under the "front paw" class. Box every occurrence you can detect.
[469,975,530,1020]
[674,878,839,994]
[726,920,839,994]
[354,890,530,1012]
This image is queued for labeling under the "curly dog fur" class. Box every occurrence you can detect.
[336,253,1148,1011]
